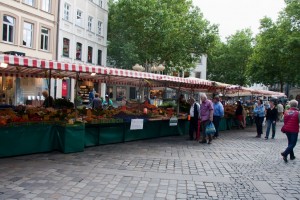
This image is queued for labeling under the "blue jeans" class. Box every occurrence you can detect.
[265,120,276,138]
[282,133,298,158]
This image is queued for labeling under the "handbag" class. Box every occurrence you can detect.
[205,122,216,135]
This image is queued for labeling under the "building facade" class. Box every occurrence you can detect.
[189,54,207,80]
[55,0,108,102]
[0,0,58,105]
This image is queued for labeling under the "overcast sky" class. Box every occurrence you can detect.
[192,0,286,40]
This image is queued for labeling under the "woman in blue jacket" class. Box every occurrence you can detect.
[253,99,265,138]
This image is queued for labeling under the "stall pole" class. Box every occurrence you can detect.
[176,83,182,115]
[47,69,52,106]
[75,72,79,118]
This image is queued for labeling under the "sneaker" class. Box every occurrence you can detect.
[255,135,261,138]
[199,140,207,144]
[208,141,212,144]
[290,156,296,160]
[281,152,288,163]
[271,137,275,139]
[265,137,268,140]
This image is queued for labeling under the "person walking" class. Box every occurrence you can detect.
[265,100,278,139]
[212,96,224,139]
[199,93,214,144]
[280,99,300,162]
[188,97,200,141]
[253,99,265,138]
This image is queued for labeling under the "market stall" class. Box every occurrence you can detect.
[0,54,286,157]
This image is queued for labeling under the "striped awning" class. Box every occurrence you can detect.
[0,54,217,90]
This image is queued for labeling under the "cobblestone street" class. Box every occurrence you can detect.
[0,122,299,200]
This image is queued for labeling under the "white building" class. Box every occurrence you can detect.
[189,55,207,80]
[55,0,108,102]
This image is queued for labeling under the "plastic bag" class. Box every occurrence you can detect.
[205,122,216,135]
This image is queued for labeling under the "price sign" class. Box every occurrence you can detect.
[169,116,178,126]
[130,119,144,130]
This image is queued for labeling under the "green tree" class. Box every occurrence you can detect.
[247,0,300,92]
[107,0,218,73]
[207,29,253,86]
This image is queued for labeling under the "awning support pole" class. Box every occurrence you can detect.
[75,72,79,118]
[176,83,181,115]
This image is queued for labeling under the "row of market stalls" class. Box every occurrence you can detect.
[0,54,286,158]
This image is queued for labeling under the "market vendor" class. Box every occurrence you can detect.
[42,90,54,108]
[102,95,113,107]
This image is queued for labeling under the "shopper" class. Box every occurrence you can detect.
[235,101,244,129]
[102,95,113,107]
[265,100,278,139]
[42,90,54,108]
[212,96,224,139]
[199,93,214,144]
[277,101,284,122]
[92,93,102,109]
[188,97,200,141]
[253,99,265,138]
[280,99,300,162]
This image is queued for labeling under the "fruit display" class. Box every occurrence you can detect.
[0,100,189,127]
[224,104,253,118]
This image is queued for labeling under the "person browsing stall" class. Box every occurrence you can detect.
[102,95,113,107]
[213,96,224,139]
[188,97,200,141]
[42,90,54,108]
[92,93,102,109]
[199,93,214,144]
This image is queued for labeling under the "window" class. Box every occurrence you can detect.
[2,15,15,43]
[88,16,93,31]
[41,0,51,12]
[97,50,102,65]
[76,42,82,60]
[64,3,70,21]
[76,10,83,27]
[87,46,93,63]
[40,27,49,50]
[97,21,102,35]
[195,72,201,79]
[63,38,70,57]
[23,22,33,48]
[23,0,35,6]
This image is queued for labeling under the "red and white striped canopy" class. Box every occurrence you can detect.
[0,54,286,97]
[0,54,218,90]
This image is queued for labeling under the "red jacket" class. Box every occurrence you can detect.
[282,108,299,133]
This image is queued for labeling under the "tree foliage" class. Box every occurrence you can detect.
[207,29,253,86]
[247,0,300,92]
[107,0,218,73]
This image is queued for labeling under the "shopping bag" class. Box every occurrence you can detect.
[205,122,216,135]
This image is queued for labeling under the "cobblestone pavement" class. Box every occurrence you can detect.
[1,122,300,200]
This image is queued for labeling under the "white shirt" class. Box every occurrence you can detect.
[277,104,283,113]
[190,102,200,118]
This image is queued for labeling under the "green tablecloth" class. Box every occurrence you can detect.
[0,123,85,158]
[54,124,85,153]
[0,120,190,157]
[0,124,54,158]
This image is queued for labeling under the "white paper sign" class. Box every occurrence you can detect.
[130,119,144,130]
[169,116,178,126]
